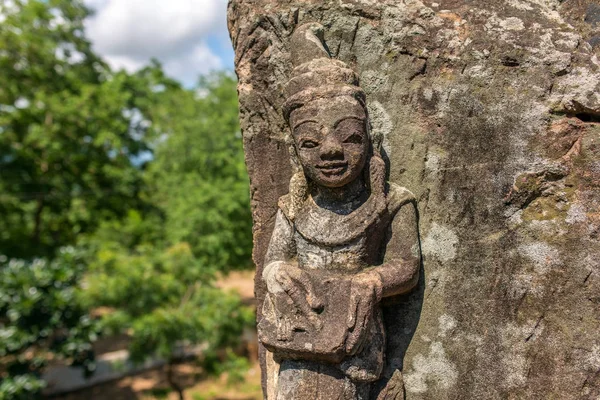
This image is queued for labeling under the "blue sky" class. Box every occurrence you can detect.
[83,0,234,86]
[206,32,235,70]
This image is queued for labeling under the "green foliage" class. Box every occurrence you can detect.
[0,249,99,399]
[0,1,254,398]
[127,288,253,364]
[207,350,252,385]
[81,205,254,375]
[0,0,148,258]
[0,374,46,400]
[80,71,256,368]
[144,72,253,273]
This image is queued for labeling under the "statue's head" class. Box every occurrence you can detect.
[288,94,369,188]
[282,24,385,213]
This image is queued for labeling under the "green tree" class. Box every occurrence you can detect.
[0,248,98,400]
[0,2,254,399]
[143,72,253,273]
[80,72,254,400]
[0,0,149,259]
[0,1,145,397]
[82,223,252,400]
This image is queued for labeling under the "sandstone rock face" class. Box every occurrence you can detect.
[228,1,600,398]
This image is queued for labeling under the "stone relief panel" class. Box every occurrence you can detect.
[256,23,423,400]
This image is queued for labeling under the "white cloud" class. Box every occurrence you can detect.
[163,43,222,85]
[84,0,229,85]
[97,54,145,73]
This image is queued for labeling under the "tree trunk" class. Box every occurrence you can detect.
[166,359,184,400]
[228,1,600,398]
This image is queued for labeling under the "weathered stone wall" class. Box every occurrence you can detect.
[228,1,600,398]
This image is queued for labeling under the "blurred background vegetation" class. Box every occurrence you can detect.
[0,1,256,399]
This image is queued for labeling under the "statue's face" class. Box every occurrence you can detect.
[290,97,369,188]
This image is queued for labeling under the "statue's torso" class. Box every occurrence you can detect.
[290,191,390,274]
[261,185,415,385]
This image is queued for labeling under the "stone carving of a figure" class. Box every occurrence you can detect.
[258,23,421,400]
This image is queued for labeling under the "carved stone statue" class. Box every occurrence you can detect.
[257,23,421,399]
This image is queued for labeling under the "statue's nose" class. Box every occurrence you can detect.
[320,134,343,160]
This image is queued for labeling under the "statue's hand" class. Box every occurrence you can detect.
[345,271,383,355]
[275,263,324,311]
[264,262,324,330]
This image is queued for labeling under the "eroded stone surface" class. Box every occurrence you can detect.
[229,1,600,398]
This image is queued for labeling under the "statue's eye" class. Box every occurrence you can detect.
[337,119,365,144]
[343,133,363,144]
[300,140,319,149]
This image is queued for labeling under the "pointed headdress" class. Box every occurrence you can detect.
[282,23,366,122]
[280,23,386,220]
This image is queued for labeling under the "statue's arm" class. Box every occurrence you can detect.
[371,202,420,298]
[262,209,297,291]
[262,209,323,324]
[345,202,420,353]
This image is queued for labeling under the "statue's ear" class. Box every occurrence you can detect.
[365,111,383,155]
[367,154,386,196]
[287,171,309,221]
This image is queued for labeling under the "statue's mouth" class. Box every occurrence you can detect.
[317,162,347,175]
